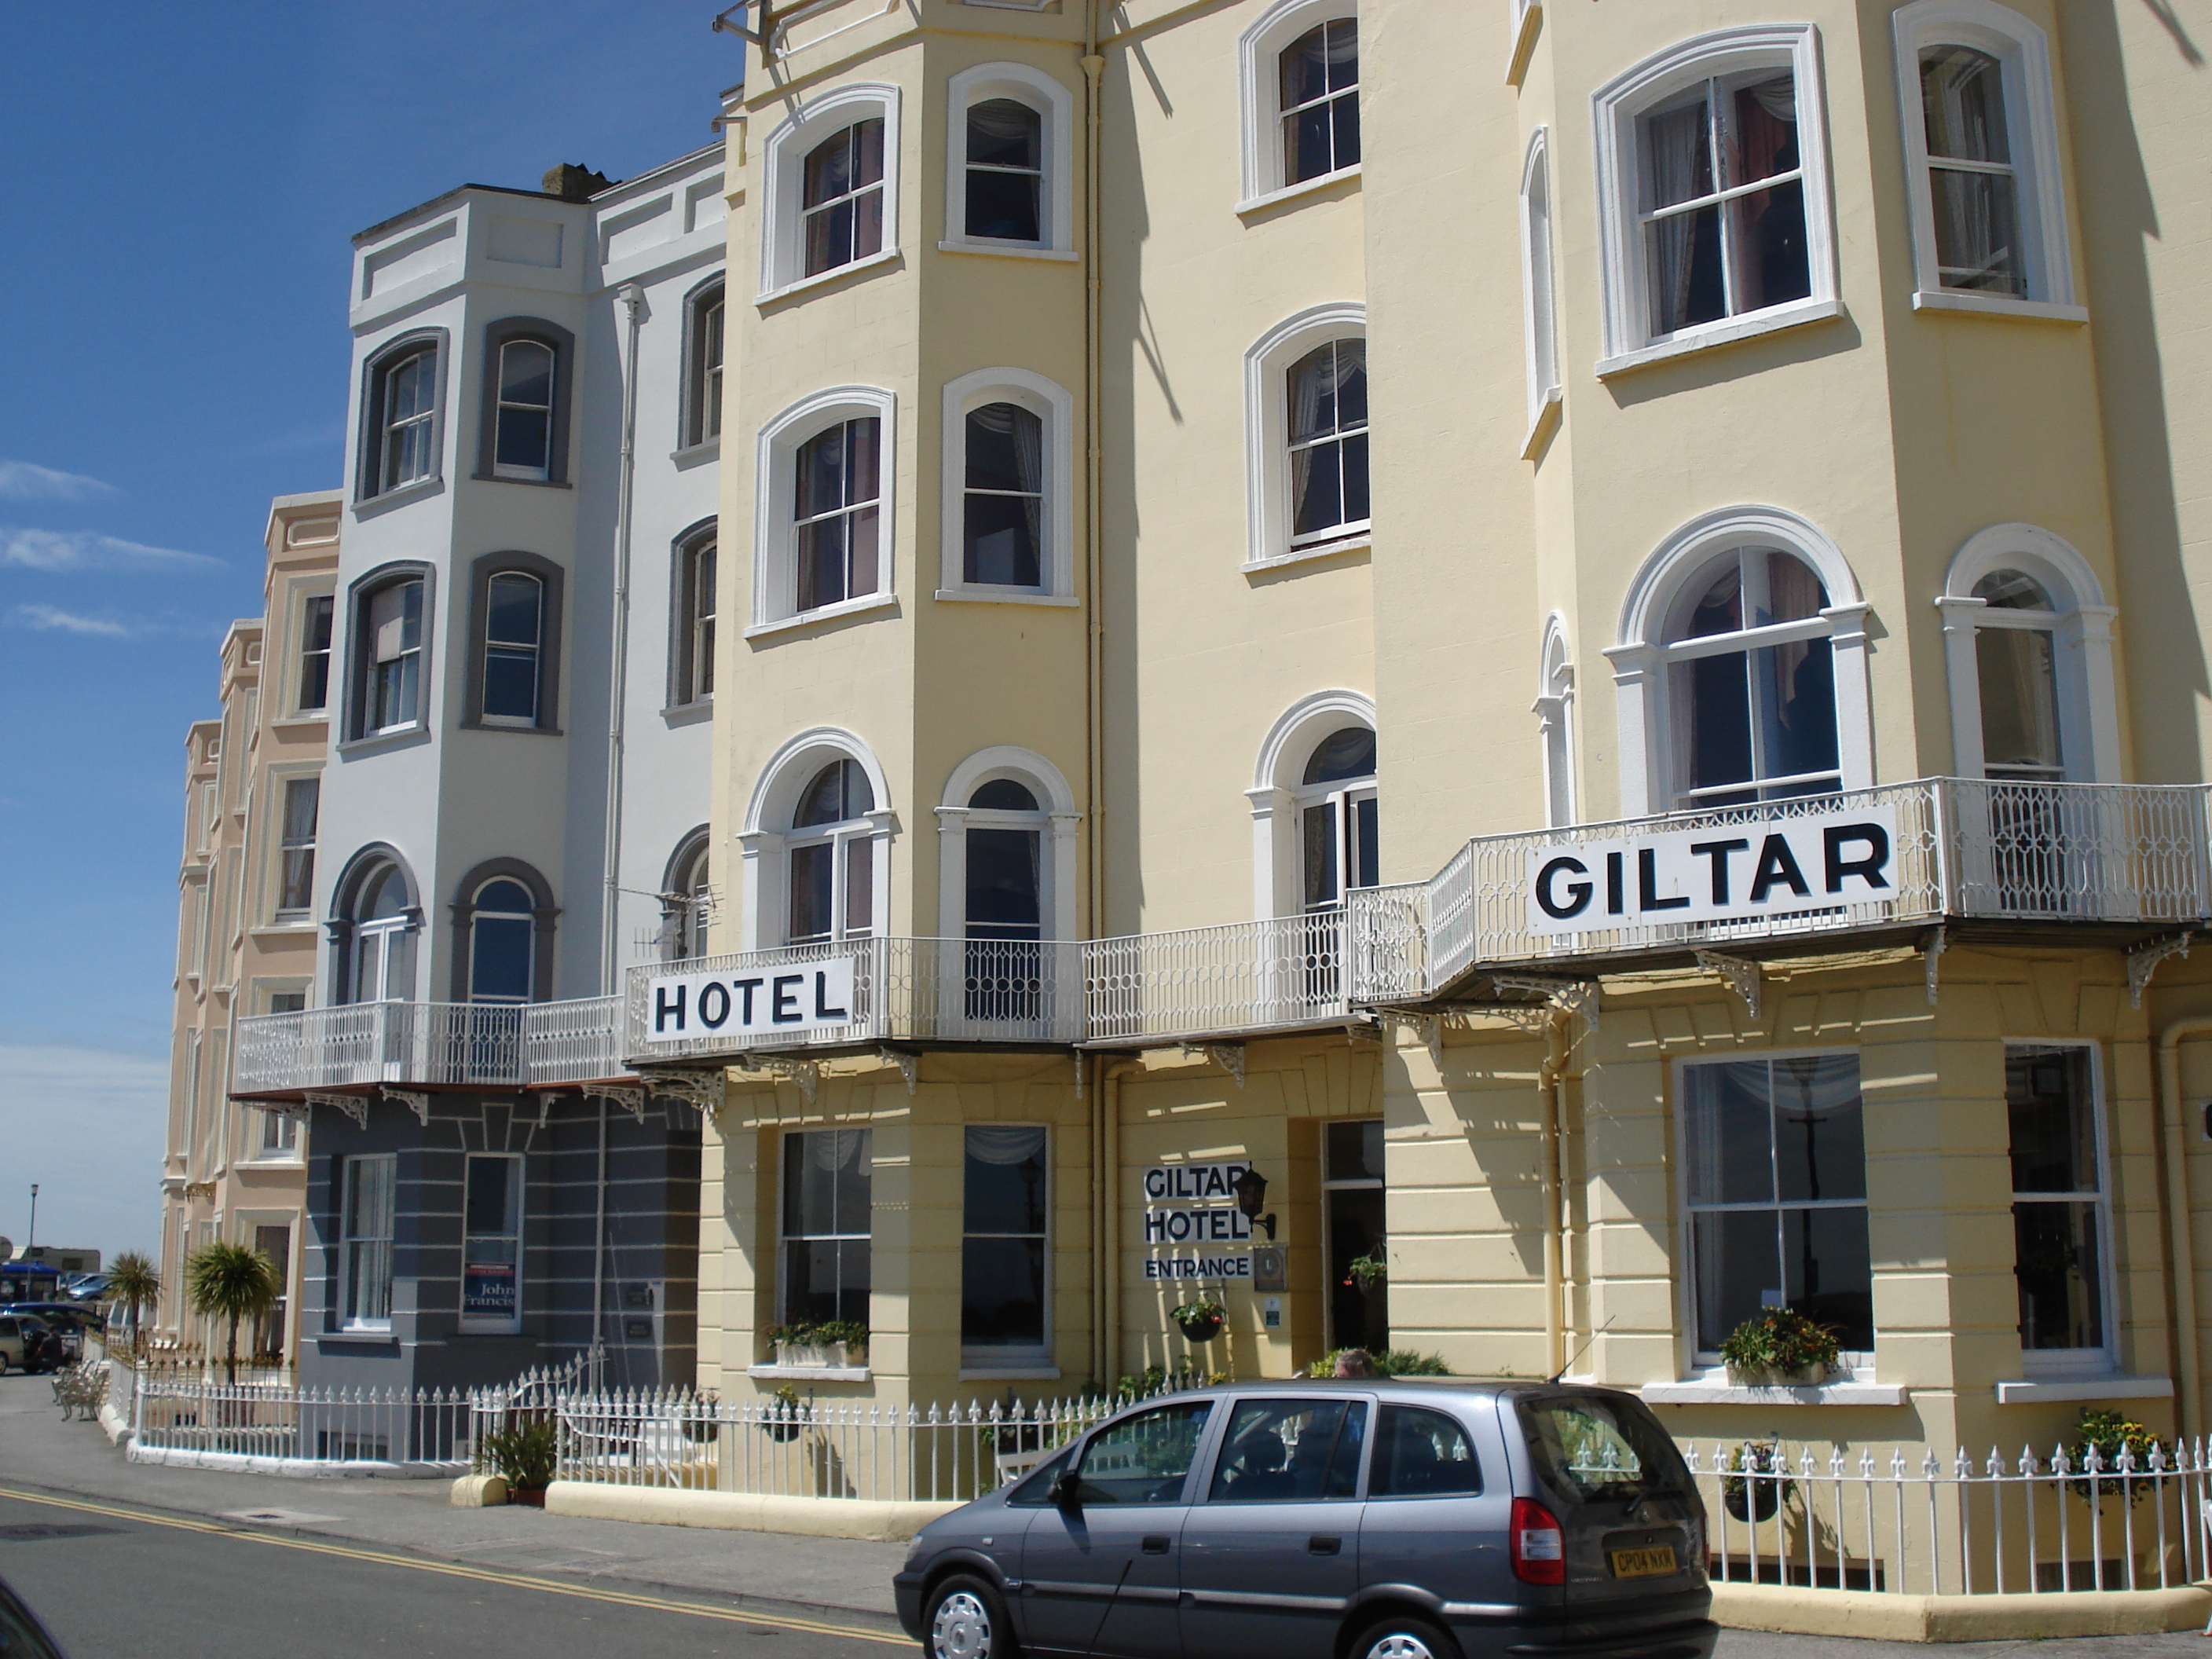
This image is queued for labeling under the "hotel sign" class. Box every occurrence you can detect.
[643,958,856,1042]
[1141,1161,1253,1283]
[1526,805,1898,937]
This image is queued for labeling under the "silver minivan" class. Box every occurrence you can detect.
[894,1379,1716,1659]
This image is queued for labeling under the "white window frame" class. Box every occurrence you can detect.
[738,728,894,950]
[271,771,320,925]
[1536,613,1576,829]
[960,1122,1053,1371]
[1892,0,2081,322]
[1243,304,1368,573]
[460,1151,525,1335]
[672,528,718,708]
[2004,1039,2119,1379]
[1247,690,1377,921]
[294,588,335,717]
[1604,506,1874,818]
[777,1126,873,1329]
[936,746,1081,942]
[942,64,1077,260]
[1519,127,1562,452]
[749,386,899,634]
[1675,1046,1876,1375]
[479,569,544,728]
[937,368,1077,604]
[1237,0,1363,211]
[1590,24,1840,375]
[490,339,556,482]
[756,83,903,304]
[337,1153,396,1334]
[1936,523,2119,784]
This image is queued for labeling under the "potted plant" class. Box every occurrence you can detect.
[2069,1408,2160,1507]
[763,1383,804,1443]
[765,1319,870,1369]
[680,1388,721,1445]
[1717,1309,1841,1386]
[1171,1297,1226,1343]
[481,1417,558,1506]
[1346,1252,1387,1293]
[1721,1441,1791,1523]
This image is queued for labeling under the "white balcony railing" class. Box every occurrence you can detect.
[231,780,2212,1097]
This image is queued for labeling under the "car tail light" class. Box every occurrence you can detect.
[1511,1496,1566,1585]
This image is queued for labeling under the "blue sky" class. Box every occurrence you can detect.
[0,3,741,1257]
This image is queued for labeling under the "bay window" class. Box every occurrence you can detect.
[781,1128,871,1329]
[962,1125,1049,1364]
[338,1154,396,1331]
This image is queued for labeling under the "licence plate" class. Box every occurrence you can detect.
[1609,1545,1678,1579]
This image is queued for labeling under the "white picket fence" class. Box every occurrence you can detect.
[1684,1437,2212,1596]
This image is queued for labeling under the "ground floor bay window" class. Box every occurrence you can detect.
[1683,1053,1872,1362]
[961,1126,1049,1367]
[780,1129,870,1330]
[337,1155,395,1332]
[2007,1043,2109,1368]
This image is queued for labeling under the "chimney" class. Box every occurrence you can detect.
[542,163,617,200]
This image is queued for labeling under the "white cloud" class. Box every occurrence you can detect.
[0,526,222,572]
[0,460,115,501]
[0,1043,170,1258]
[11,602,131,637]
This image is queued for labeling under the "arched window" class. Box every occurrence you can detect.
[685,281,725,448]
[1892,0,2078,318]
[671,525,717,707]
[962,778,1044,1022]
[1609,507,1873,817]
[789,759,877,944]
[482,572,543,724]
[753,388,896,628]
[1244,306,1368,569]
[493,340,555,479]
[1937,525,2119,783]
[963,403,1043,588]
[664,834,712,961]
[1238,2,1361,207]
[346,566,434,741]
[1591,26,1838,370]
[759,86,902,299]
[1536,616,1576,828]
[1298,727,1379,911]
[965,101,1043,243]
[936,746,1080,960]
[358,332,445,501]
[1519,127,1562,445]
[939,369,1075,601]
[943,64,1075,255]
[468,880,536,1005]
[346,862,416,1005]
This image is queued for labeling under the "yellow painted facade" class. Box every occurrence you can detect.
[677,0,2212,1477]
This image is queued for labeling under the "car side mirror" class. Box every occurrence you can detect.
[1050,1470,1082,1510]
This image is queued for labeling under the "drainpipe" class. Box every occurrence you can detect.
[1098,1057,1140,1386]
[1082,2,1105,945]
[1540,1012,1568,1379]
[2154,1016,2207,1439]
[591,1097,610,1390]
[602,283,647,995]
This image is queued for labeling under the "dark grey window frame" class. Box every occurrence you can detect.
[342,560,438,746]
[666,518,718,712]
[324,843,423,1005]
[446,856,559,1002]
[460,550,565,734]
[680,276,727,451]
[356,328,449,504]
[473,317,577,487]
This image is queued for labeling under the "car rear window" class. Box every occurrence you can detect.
[1517,1394,1688,1504]
[1369,1404,1481,1498]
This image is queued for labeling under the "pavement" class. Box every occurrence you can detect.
[2,1370,2210,1656]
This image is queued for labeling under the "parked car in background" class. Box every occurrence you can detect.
[0,1306,92,1363]
[0,1314,64,1375]
[895,1378,1716,1659]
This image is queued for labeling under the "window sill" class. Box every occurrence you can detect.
[747,1362,870,1381]
[249,923,319,939]
[316,1331,398,1350]
[934,588,1081,607]
[1640,1375,1908,1407]
[350,476,445,519]
[960,1364,1060,1381]
[268,716,328,738]
[1595,297,1845,379]
[745,592,899,640]
[1237,165,1362,218]
[458,719,564,737]
[468,472,573,489]
[1995,1375,2172,1404]
[1521,386,1562,460]
[670,438,720,468]
[755,248,903,308]
[1911,288,2088,324]
[937,239,1079,263]
[661,698,713,727]
[335,725,431,758]
[1243,532,1371,576]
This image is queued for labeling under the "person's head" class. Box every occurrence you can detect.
[1332,1348,1376,1378]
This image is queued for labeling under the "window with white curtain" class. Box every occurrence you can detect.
[943,66,1075,255]
[1286,339,1369,548]
[963,403,1044,587]
[795,419,882,613]
[787,759,877,945]
[1892,1,2076,318]
[1238,2,1362,207]
[965,101,1043,242]
[939,370,1074,601]
[339,1155,396,1332]
[1519,129,1561,438]
[781,1129,872,1328]
[353,574,426,738]
[275,776,319,921]
[1591,27,1837,368]
[963,1125,1049,1363]
[346,862,416,1005]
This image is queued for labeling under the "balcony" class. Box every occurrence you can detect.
[230,780,2212,1098]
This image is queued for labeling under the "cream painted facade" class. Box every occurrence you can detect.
[157,491,339,1361]
[657,0,2212,1486]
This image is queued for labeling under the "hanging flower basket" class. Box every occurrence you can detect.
[762,1384,804,1442]
[1721,1442,1790,1522]
[1172,1298,1226,1343]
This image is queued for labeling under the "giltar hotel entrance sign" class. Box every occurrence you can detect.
[1528,804,1898,935]
[1143,1162,1255,1283]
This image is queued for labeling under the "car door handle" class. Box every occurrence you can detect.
[1141,1535,1171,1555]
[1309,1534,1342,1555]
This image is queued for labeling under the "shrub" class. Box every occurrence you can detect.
[1304,1348,1452,1378]
[2071,1408,2160,1506]
[1717,1309,1841,1375]
[480,1419,558,1490]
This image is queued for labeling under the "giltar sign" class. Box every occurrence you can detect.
[1525,804,1899,937]
[643,958,856,1042]
[1142,1162,1252,1282]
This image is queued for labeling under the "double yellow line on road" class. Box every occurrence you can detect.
[0,1484,908,1646]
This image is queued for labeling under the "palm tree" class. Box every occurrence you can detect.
[183,1242,279,1384]
[103,1251,161,1353]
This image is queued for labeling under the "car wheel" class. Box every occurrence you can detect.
[1351,1613,1462,1659]
[925,1573,1016,1659]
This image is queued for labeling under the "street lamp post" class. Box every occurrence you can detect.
[25,1185,36,1256]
